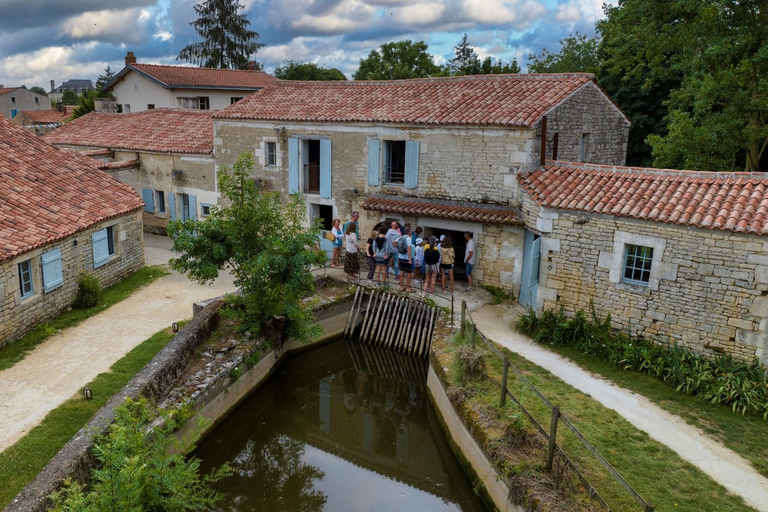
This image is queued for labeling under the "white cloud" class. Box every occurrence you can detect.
[154,31,173,41]
[0,44,108,89]
[291,0,376,34]
[391,2,445,25]
[59,8,151,45]
[461,0,546,28]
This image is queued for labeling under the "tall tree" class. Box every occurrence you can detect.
[95,66,115,91]
[61,90,79,105]
[479,56,520,74]
[29,86,47,96]
[353,40,446,80]
[274,60,346,81]
[528,32,600,74]
[450,34,481,75]
[177,0,264,70]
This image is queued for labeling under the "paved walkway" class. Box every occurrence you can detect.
[472,303,768,512]
[0,235,235,453]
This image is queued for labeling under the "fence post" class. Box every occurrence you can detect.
[499,358,510,407]
[546,406,560,471]
[460,300,467,337]
[450,292,455,333]
[644,504,654,512]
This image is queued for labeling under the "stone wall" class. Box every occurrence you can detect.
[528,205,768,363]
[0,210,144,347]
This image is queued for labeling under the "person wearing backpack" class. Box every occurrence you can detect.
[397,226,415,292]
[373,226,389,285]
[423,236,440,294]
[385,221,401,277]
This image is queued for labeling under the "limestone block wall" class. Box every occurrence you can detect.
[0,210,144,347]
[529,207,768,363]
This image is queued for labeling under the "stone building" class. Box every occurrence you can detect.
[213,73,630,289]
[45,108,216,234]
[0,116,144,347]
[518,161,768,364]
[11,106,73,135]
[0,86,50,120]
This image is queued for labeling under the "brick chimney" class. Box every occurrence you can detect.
[125,51,137,66]
[246,60,259,71]
[50,79,55,92]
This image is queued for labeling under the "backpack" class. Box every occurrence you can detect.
[397,235,409,256]
[374,238,388,259]
[424,245,440,265]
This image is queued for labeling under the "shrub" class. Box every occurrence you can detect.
[484,285,516,304]
[516,304,768,419]
[72,272,101,309]
[455,345,487,383]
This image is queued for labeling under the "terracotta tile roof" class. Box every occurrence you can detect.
[362,196,520,224]
[19,109,71,124]
[216,74,602,127]
[120,63,276,90]
[519,161,768,235]
[44,108,214,154]
[0,87,20,97]
[0,116,143,262]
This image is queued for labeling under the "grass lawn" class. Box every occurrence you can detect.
[543,343,768,479]
[441,332,756,512]
[0,266,169,372]
[0,326,177,509]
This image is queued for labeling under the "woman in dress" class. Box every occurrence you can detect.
[344,221,360,281]
[331,218,344,268]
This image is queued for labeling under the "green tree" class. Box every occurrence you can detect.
[274,60,347,81]
[177,0,265,69]
[528,32,600,74]
[95,66,116,91]
[353,40,446,80]
[50,398,231,511]
[167,152,326,345]
[479,56,520,74]
[450,34,481,75]
[61,89,79,105]
[29,86,47,96]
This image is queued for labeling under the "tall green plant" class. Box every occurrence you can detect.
[167,152,326,345]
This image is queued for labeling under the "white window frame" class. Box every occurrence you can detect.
[200,203,211,217]
[18,259,34,299]
[622,244,654,286]
[266,141,277,166]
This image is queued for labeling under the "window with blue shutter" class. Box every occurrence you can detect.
[404,141,420,189]
[319,139,332,198]
[188,194,197,220]
[288,137,300,194]
[142,188,154,213]
[42,248,63,292]
[168,192,177,221]
[368,139,380,186]
[92,227,114,268]
[18,259,34,298]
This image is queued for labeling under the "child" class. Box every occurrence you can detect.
[413,238,425,282]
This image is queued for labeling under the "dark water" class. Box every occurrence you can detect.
[194,339,489,512]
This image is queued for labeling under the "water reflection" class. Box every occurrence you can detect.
[194,340,488,512]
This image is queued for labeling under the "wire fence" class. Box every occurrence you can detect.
[460,301,655,512]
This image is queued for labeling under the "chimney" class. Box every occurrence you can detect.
[246,60,258,71]
[50,79,55,92]
[125,51,137,66]
[56,101,63,112]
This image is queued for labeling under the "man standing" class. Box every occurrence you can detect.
[397,226,415,292]
[385,220,401,277]
[343,211,360,239]
[464,232,476,291]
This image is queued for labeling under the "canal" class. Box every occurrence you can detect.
[195,338,489,511]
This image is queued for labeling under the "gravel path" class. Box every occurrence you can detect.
[473,303,768,512]
[0,235,235,453]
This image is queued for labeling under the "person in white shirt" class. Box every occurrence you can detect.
[464,232,476,291]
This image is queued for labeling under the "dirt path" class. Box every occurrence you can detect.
[0,235,235,453]
[473,303,768,512]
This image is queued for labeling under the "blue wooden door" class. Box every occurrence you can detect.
[318,231,335,259]
[519,229,541,309]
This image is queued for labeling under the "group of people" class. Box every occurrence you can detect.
[328,212,476,294]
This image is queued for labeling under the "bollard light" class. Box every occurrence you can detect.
[172,322,179,333]
[83,388,93,400]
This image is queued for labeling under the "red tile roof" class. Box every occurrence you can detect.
[519,161,768,235]
[19,109,71,124]
[0,87,20,97]
[44,108,214,154]
[216,74,603,127]
[362,196,519,224]
[0,116,143,262]
[123,63,276,90]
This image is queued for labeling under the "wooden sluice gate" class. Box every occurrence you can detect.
[346,339,428,384]
[343,287,440,359]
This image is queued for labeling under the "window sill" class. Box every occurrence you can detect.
[617,281,651,295]
[19,292,42,306]
[154,212,167,219]
[383,182,405,187]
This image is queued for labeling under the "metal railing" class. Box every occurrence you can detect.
[460,301,655,512]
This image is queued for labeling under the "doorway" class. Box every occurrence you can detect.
[312,203,334,259]
[421,228,468,281]
[519,229,541,309]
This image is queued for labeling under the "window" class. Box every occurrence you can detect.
[155,190,165,213]
[200,203,211,217]
[622,244,653,286]
[230,97,243,104]
[197,97,210,110]
[384,140,406,184]
[18,259,34,298]
[11,97,15,103]
[147,104,155,110]
[35,98,39,105]
[180,193,197,221]
[303,140,321,193]
[579,133,590,162]
[266,141,277,166]
[124,104,131,113]
[93,226,116,268]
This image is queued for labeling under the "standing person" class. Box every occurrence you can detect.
[413,238,425,283]
[385,221,401,277]
[343,211,360,240]
[464,231,476,291]
[330,219,344,268]
[440,237,456,292]
[436,234,445,286]
[373,226,389,285]
[423,236,440,293]
[397,226,415,292]
[412,226,423,245]
[365,230,377,281]
[344,222,360,281]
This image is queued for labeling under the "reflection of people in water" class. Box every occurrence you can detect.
[343,370,356,412]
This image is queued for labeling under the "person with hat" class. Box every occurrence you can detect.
[413,237,425,283]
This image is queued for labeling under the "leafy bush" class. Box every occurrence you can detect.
[72,272,101,309]
[455,345,487,383]
[483,285,516,304]
[516,305,768,419]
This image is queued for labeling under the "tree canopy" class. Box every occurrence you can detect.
[29,86,47,96]
[353,40,446,80]
[449,34,520,75]
[528,32,600,74]
[274,60,346,81]
[177,0,264,69]
[61,90,79,105]
[95,66,115,91]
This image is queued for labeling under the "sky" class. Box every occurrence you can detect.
[0,0,616,90]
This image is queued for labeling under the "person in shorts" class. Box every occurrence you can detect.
[397,226,415,292]
[464,231,476,291]
[439,236,455,292]
[423,236,440,293]
[372,226,390,285]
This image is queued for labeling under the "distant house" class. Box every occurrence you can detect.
[45,108,216,234]
[103,52,276,113]
[11,105,74,135]
[0,116,144,347]
[0,87,50,120]
[49,79,95,102]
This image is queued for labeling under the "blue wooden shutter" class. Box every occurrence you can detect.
[368,139,380,186]
[92,229,110,268]
[288,137,300,194]
[168,192,176,221]
[188,194,197,220]
[42,248,63,292]
[405,141,420,189]
[142,188,154,213]
[319,139,332,198]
